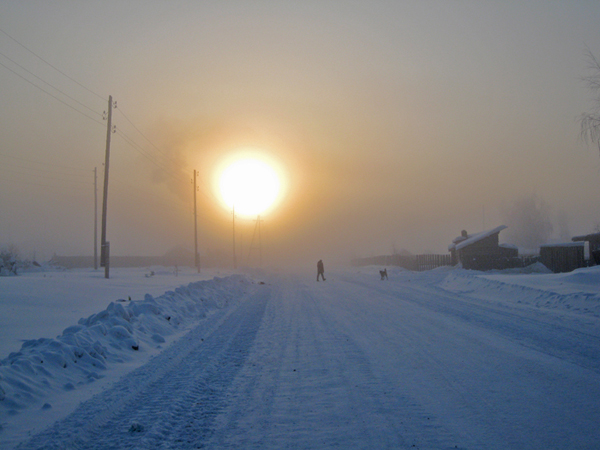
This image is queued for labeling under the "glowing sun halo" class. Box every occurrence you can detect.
[219,158,281,217]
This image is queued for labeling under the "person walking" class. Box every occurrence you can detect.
[317,259,326,281]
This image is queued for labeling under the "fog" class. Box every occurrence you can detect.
[1,2,600,268]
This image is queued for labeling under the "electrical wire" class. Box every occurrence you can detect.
[114,129,189,184]
[116,108,183,168]
[0,50,103,118]
[0,28,228,234]
[111,176,189,212]
[0,59,105,126]
[0,28,232,252]
[114,106,222,206]
[0,27,105,101]
[113,128,225,221]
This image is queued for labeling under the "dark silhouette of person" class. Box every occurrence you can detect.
[317,259,325,281]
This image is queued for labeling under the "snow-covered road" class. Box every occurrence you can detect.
[9,267,600,449]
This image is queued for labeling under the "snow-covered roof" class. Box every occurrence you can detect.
[572,232,600,242]
[452,235,468,245]
[540,241,584,248]
[454,225,508,251]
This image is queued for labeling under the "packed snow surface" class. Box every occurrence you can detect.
[1,264,600,449]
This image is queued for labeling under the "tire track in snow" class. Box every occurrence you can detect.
[16,284,269,450]
[199,276,297,449]
[295,282,411,448]
[303,279,468,450]
[202,275,460,449]
[341,273,600,374]
[333,272,600,448]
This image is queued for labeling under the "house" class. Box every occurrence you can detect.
[537,232,600,273]
[571,232,600,264]
[448,225,518,270]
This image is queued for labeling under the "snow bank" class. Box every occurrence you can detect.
[0,275,250,418]
[438,265,600,317]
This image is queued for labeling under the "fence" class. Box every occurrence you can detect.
[351,254,451,272]
[415,254,452,271]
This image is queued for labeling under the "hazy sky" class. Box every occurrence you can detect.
[1,1,600,266]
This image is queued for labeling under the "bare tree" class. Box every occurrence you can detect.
[580,49,600,154]
[0,244,20,276]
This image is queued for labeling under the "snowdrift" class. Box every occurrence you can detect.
[0,275,250,418]
[438,265,600,317]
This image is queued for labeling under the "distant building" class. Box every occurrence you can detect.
[448,225,518,271]
[539,242,586,273]
[537,232,600,273]
[572,232,600,265]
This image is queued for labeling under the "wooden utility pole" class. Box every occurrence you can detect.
[248,215,264,266]
[94,167,98,270]
[232,205,237,269]
[193,169,200,273]
[100,95,113,279]
[258,214,262,265]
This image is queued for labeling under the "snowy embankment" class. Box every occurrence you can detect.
[438,263,600,318]
[0,266,233,357]
[0,268,253,446]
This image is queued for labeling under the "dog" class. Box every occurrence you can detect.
[379,268,388,280]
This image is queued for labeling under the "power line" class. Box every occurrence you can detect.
[0,59,105,126]
[0,26,105,101]
[116,108,184,168]
[114,106,221,205]
[114,129,189,184]
[111,176,189,211]
[0,49,103,118]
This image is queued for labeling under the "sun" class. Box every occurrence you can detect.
[218,157,282,217]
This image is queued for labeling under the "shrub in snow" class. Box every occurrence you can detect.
[129,421,144,433]
[0,245,19,276]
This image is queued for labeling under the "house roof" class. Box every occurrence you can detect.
[541,241,584,248]
[452,235,468,245]
[450,225,508,251]
[572,232,600,243]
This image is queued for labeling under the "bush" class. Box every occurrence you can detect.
[0,244,19,276]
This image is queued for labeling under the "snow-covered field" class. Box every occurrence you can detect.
[1,264,599,449]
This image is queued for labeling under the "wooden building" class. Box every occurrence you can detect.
[539,242,586,273]
[572,232,600,264]
[448,225,518,271]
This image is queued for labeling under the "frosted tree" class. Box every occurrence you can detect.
[580,49,600,154]
[502,196,553,251]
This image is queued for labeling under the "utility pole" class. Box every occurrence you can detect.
[193,169,200,273]
[248,215,264,266]
[100,95,114,279]
[94,167,98,270]
[258,214,262,265]
[232,205,237,269]
[482,205,486,231]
